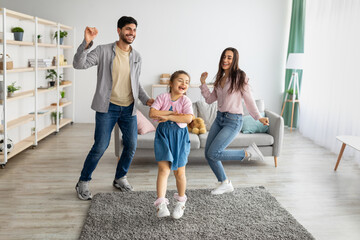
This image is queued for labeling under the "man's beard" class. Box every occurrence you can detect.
[120,33,134,44]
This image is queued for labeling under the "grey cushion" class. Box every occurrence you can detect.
[196,101,218,131]
[243,99,265,116]
[199,132,273,148]
[192,102,198,118]
[189,133,201,149]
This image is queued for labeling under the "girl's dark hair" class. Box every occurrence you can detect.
[214,47,247,94]
[117,16,137,29]
[168,70,191,93]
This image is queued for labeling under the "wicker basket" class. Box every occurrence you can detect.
[0,54,13,70]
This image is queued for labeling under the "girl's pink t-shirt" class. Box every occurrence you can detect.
[151,93,193,128]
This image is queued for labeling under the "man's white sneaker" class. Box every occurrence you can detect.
[172,201,186,219]
[75,181,92,200]
[244,142,265,161]
[211,180,234,195]
[113,176,133,192]
[156,202,170,218]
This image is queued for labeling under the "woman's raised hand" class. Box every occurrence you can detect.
[84,27,98,44]
[200,72,208,84]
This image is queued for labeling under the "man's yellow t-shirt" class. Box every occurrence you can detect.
[110,45,134,106]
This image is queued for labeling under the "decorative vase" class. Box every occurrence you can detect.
[13,32,23,41]
[7,92,14,98]
[59,37,64,45]
[48,81,56,88]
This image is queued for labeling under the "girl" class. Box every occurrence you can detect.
[149,70,193,219]
[200,47,269,195]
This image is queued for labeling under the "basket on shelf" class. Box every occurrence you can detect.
[159,73,170,84]
[0,54,14,70]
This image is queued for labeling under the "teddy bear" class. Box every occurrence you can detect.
[188,117,207,135]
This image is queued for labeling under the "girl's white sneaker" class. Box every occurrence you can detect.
[172,201,186,219]
[156,202,170,218]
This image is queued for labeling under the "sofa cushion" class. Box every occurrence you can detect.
[136,110,156,135]
[192,102,198,118]
[196,101,217,131]
[199,132,273,148]
[189,133,201,149]
[243,99,265,115]
[241,112,269,134]
[136,101,158,128]
[135,131,201,149]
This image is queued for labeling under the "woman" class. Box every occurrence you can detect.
[200,47,269,195]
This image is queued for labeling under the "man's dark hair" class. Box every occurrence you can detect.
[117,16,137,29]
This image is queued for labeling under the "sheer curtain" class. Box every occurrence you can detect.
[299,0,360,161]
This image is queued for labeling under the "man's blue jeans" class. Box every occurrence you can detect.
[79,102,137,181]
[205,111,245,182]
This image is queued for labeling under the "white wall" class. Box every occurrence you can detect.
[1,0,291,123]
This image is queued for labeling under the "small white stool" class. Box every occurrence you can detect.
[334,136,360,171]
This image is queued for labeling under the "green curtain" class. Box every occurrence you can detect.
[282,0,306,128]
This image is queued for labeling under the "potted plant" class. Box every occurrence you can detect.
[46,69,62,87]
[286,88,298,100]
[37,34,42,43]
[11,27,24,41]
[51,111,62,124]
[60,90,67,103]
[54,30,68,45]
[31,127,36,135]
[7,82,21,97]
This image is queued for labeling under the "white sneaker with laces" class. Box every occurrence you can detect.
[211,180,234,195]
[113,176,134,192]
[75,181,92,200]
[245,142,265,161]
[172,201,186,219]
[156,202,170,218]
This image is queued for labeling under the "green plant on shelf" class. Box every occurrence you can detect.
[286,88,298,95]
[60,91,65,98]
[11,27,24,33]
[46,69,63,87]
[53,30,68,39]
[51,111,63,124]
[7,82,21,93]
[286,88,299,100]
[7,82,21,97]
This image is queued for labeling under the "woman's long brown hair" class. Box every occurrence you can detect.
[214,47,247,94]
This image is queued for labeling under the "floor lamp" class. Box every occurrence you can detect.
[281,53,304,132]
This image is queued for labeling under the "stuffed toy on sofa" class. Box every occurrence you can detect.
[188,117,207,135]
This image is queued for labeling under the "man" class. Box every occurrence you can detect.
[73,16,154,200]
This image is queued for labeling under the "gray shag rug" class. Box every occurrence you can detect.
[80,187,314,240]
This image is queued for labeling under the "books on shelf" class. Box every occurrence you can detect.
[28,58,52,67]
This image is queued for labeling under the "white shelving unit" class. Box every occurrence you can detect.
[0,8,75,167]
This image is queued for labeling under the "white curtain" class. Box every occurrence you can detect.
[299,0,360,161]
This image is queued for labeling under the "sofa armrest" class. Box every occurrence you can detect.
[114,123,122,158]
[265,109,284,157]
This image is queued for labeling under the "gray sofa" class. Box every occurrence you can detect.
[114,100,284,167]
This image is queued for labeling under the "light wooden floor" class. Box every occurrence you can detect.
[1,123,360,240]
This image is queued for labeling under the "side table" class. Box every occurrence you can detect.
[334,135,360,171]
